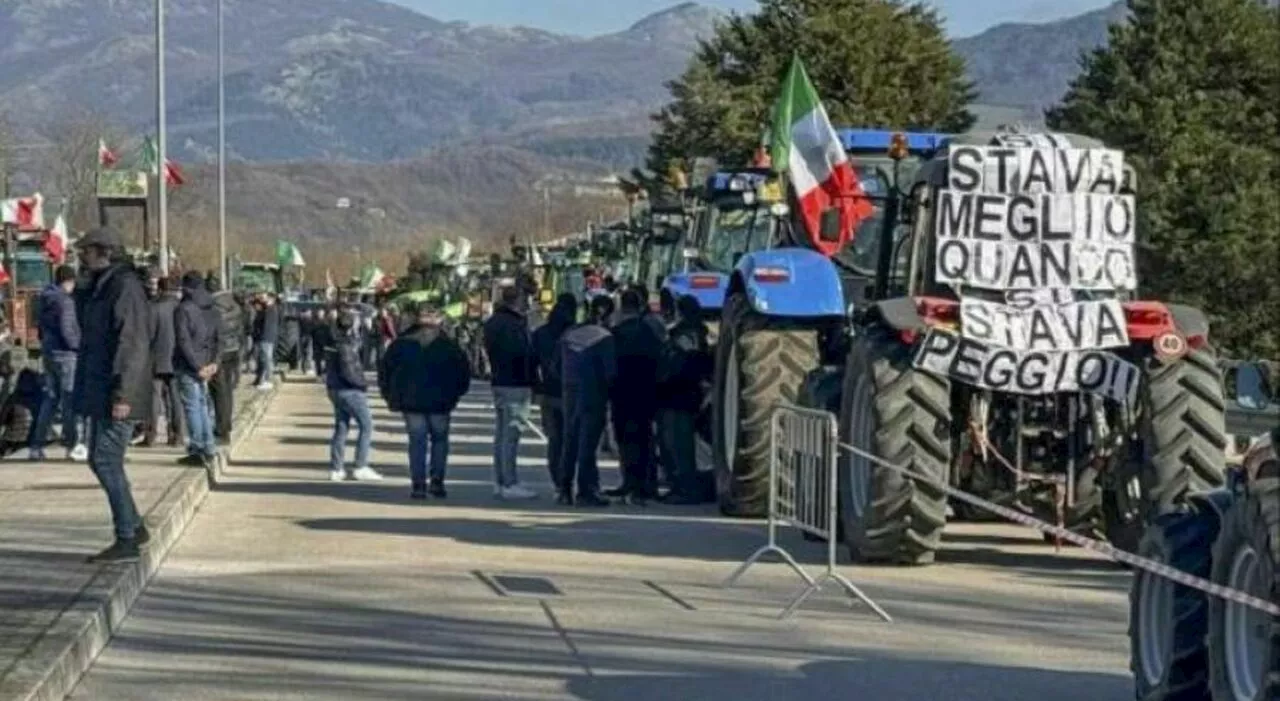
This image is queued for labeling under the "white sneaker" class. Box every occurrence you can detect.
[500,485,537,500]
[329,469,347,482]
[69,444,88,462]
[351,466,384,482]
[256,382,274,391]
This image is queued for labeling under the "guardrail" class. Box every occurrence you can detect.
[722,402,892,622]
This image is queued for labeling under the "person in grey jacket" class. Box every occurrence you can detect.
[73,228,154,563]
[173,271,221,466]
[326,312,382,482]
[30,265,85,461]
[556,294,617,507]
[145,275,182,447]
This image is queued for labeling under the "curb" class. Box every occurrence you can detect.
[0,383,280,701]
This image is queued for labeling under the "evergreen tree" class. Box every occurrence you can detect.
[1048,0,1280,359]
[647,0,975,174]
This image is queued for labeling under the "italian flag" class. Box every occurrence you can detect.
[359,264,386,291]
[1,193,44,229]
[141,137,186,187]
[45,215,69,264]
[276,240,306,267]
[768,56,873,256]
[98,139,118,169]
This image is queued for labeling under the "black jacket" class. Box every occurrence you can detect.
[532,301,577,399]
[212,291,245,357]
[74,262,154,421]
[325,337,367,391]
[174,287,221,375]
[150,294,179,376]
[482,305,536,388]
[254,304,281,344]
[658,318,711,413]
[610,313,664,414]
[379,325,471,414]
[560,322,616,409]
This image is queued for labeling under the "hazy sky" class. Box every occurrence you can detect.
[389,0,1115,38]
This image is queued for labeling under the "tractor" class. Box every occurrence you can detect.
[780,127,1227,567]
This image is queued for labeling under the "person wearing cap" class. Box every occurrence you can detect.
[72,227,154,563]
[326,310,382,482]
[174,270,221,467]
[30,264,86,461]
[379,304,470,499]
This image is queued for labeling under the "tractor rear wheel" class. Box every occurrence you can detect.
[838,330,951,565]
[711,293,819,518]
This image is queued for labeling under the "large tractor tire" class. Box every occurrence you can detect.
[1140,347,1230,514]
[711,293,820,518]
[1207,468,1279,701]
[1129,491,1232,701]
[838,330,951,565]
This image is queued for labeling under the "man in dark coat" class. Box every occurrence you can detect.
[144,275,182,447]
[532,294,577,491]
[605,289,664,502]
[173,271,221,466]
[482,285,538,499]
[657,294,712,504]
[73,228,154,563]
[30,265,84,460]
[210,287,244,444]
[557,294,617,507]
[379,305,471,499]
[252,293,281,389]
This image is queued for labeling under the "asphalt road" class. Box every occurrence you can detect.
[71,378,1136,701]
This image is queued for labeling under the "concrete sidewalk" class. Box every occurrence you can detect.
[71,379,1137,701]
[0,378,278,701]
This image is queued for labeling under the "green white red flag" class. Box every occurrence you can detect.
[141,137,185,187]
[768,56,873,256]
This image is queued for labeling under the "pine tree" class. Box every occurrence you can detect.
[647,0,975,174]
[1048,0,1280,358]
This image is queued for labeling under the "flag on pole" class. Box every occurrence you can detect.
[98,139,118,169]
[141,136,185,187]
[0,261,9,286]
[768,55,873,256]
[359,264,386,291]
[325,269,337,300]
[45,215,68,263]
[163,161,185,187]
[1,194,44,229]
[275,240,306,267]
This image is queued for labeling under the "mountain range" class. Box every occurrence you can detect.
[0,0,1129,255]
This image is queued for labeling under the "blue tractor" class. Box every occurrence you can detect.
[712,129,947,517]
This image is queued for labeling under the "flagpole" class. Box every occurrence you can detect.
[156,0,169,276]
[217,0,227,289]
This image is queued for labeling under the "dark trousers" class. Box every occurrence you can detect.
[312,336,327,375]
[659,409,698,497]
[298,337,314,374]
[613,408,657,497]
[209,357,236,443]
[88,419,142,541]
[560,394,606,496]
[539,395,565,487]
[147,374,183,443]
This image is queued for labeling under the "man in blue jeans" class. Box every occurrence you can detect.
[379,305,471,499]
[73,228,154,563]
[173,272,221,467]
[30,265,86,461]
[482,285,538,500]
[326,312,382,482]
[253,293,280,389]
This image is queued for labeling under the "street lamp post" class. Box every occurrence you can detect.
[217,0,227,288]
[156,0,169,275]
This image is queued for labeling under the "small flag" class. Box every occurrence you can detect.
[98,139,118,169]
[163,160,185,187]
[1,194,44,229]
[275,240,306,267]
[0,261,9,286]
[45,215,68,264]
[141,136,184,186]
[359,264,386,291]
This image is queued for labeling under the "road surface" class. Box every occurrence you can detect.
[71,377,1136,700]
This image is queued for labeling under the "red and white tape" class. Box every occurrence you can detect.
[836,440,1280,617]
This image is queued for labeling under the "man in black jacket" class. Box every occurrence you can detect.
[73,228,154,563]
[210,287,244,445]
[532,294,578,491]
[557,295,617,507]
[657,295,711,504]
[605,289,664,502]
[482,285,538,500]
[174,271,221,466]
[145,276,183,447]
[252,293,280,389]
[379,305,471,499]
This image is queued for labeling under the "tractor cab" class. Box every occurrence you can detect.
[232,261,284,297]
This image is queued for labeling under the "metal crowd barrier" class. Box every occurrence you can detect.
[722,402,892,622]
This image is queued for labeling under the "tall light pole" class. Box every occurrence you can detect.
[217,0,227,288]
[156,0,169,275]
